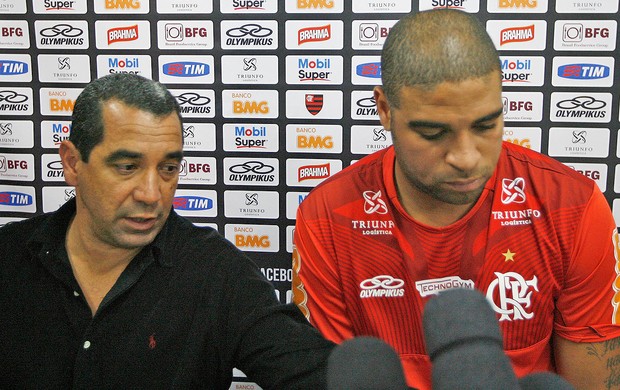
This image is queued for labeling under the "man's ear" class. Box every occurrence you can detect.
[59,140,81,186]
[373,86,392,131]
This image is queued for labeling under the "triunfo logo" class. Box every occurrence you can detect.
[107,25,138,44]
[224,190,279,219]
[500,177,526,204]
[500,24,534,45]
[548,127,609,158]
[226,224,279,252]
[359,275,405,298]
[298,24,331,44]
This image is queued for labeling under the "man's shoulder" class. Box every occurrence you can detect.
[0,214,48,243]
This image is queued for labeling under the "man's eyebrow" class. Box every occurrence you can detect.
[166,151,184,161]
[105,149,142,164]
[407,120,448,130]
[474,108,504,124]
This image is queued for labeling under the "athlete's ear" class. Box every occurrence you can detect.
[59,140,81,186]
[374,86,391,131]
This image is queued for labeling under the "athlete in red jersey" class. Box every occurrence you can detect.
[293,9,620,390]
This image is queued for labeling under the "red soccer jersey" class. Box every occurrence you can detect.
[293,142,620,390]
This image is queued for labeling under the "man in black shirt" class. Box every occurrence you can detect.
[0,74,334,389]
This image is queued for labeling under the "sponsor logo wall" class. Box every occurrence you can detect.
[1,1,620,386]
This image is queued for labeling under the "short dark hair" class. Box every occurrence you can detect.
[70,73,182,162]
[381,9,501,107]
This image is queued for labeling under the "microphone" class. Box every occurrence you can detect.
[519,372,574,389]
[422,288,520,390]
[327,336,408,390]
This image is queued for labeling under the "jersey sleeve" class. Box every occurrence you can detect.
[554,187,620,342]
[292,205,354,344]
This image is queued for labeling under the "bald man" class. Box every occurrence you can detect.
[292,9,620,390]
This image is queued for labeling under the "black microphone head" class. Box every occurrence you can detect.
[327,336,408,390]
[519,372,575,389]
[423,288,520,390]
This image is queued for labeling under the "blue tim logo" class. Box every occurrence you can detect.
[558,63,610,80]
[356,62,381,78]
[163,62,210,77]
[0,191,32,206]
[0,61,28,75]
[173,196,213,210]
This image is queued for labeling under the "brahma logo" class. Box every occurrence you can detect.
[0,60,28,75]
[173,196,213,210]
[108,25,138,45]
[298,162,330,182]
[359,275,405,298]
[557,63,610,80]
[500,25,534,45]
[163,61,210,77]
[298,24,331,44]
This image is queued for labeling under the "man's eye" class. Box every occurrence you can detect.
[419,131,445,141]
[474,123,497,132]
[161,163,180,174]
[116,164,137,173]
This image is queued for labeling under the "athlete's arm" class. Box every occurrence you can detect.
[292,206,354,343]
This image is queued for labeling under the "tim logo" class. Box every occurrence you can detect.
[298,162,330,181]
[500,25,534,45]
[486,271,538,321]
[0,191,32,206]
[356,62,381,78]
[305,94,323,115]
[298,25,331,45]
[105,0,141,9]
[173,196,213,210]
[297,0,335,8]
[163,62,210,77]
[107,25,139,45]
[558,64,610,80]
[501,177,526,204]
[363,190,388,214]
[0,61,28,75]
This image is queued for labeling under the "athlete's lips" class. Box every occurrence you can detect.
[444,177,484,192]
[124,215,159,231]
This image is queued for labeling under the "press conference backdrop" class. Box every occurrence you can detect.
[0,0,619,387]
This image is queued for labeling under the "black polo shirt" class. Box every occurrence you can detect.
[0,199,334,389]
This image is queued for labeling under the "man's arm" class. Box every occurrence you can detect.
[554,335,620,390]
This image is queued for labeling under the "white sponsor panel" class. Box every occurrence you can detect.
[548,127,610,158]
[285,20,343,50]
[0,88,32,116]
[500,56,545,87]
[286,191,308,219]
[351,55,382,85]
[41,120,71,148]
[419,0,480,12]
[225,223,279,252]
[35,20,89,49]
[224,157,279,186]
[286,225,295,253]
[351,20,396,50]
[95,20,150,49]
[224,190,279,219]
[285,90,343,119]
[286,124,343,154]
[156,0,212,13]
[182,123,216,152]
[222,89,279,118]
[0,184,36,213]
[222,55,279,84]
[502,92,543,122]
[551,56,615,87]
[0,120,33,149]
[487,0,547,13]
[41,154,65,182]
[554,20,617,51]
[502,127,542,153]
[42,186,74,213]
[564,162,607,192]
[0,217,26,226]
[557,1,618,13]
[613,199,620,226]
[285,0,343,13]
[157,20,214,50]
[178,157,217,185]
[350,125,393,155]
[94,0,149,13]
[285,55,343,85]
[0,20,28,48]
[0,53,31,82]
[96,54,152,78]
[158,55,215,84]
[222,0,278,13]
[221,20,278,50]
[223,123,279,153]
[0,153,34,181]
[171,89,215,119]
[173,189,218,218]
[285,158,342,187]
[550,92,612,123]
[34,0,87,13]
[351,90,378,120]
[352,0,411,13]
[38,54,91,83]
[0,0,27,13]
[487,20,547,51]
[39,88,81,117]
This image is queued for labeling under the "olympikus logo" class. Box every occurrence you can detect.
[107,25,139,45]
[298,25,331,45]
[500,25,534,45]
[298,162,330,181]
